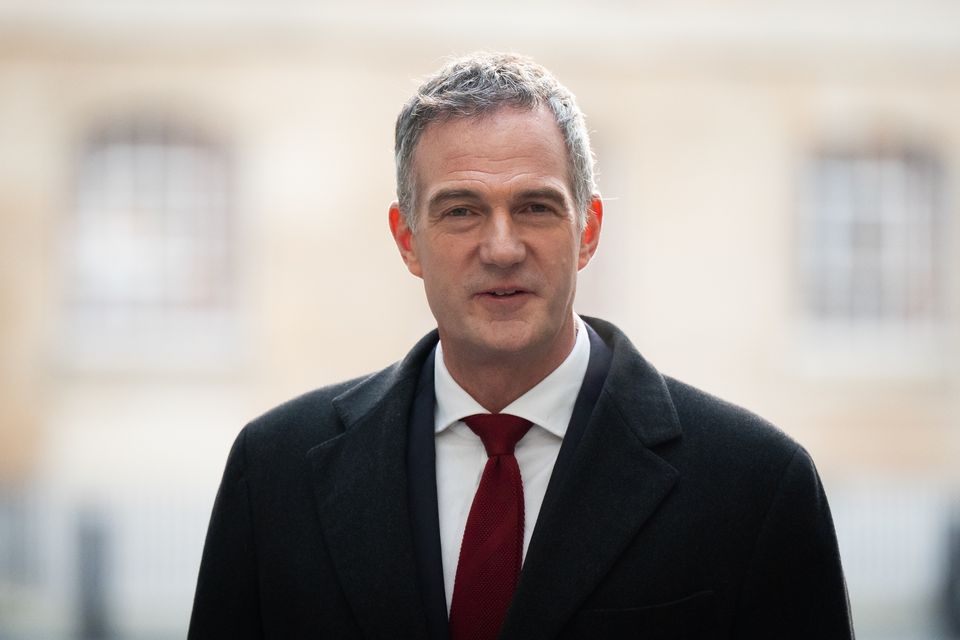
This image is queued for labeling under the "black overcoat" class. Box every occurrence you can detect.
[189,317,853,639]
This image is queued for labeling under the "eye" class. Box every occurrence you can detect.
[446,206,472,217]
[521,203,553,215]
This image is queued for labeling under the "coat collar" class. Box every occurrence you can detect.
[305,330,439,640]
[305,318,682,639]
[501,317,682,639]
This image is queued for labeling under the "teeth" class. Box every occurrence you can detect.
[493,290,517,296]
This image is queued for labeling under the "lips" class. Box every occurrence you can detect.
[479,287,528,298]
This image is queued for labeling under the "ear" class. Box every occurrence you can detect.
[577,195,603,270]
[389,202,423,278]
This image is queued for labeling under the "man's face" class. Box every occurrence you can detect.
[390,106,601,368]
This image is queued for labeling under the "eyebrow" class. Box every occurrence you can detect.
[426,186,570,211]
[426,188,482,211]
[513,187,569,207]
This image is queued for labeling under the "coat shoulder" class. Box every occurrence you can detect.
[239,371,379,462]
[663,376,798,454]
[659,375,809,494]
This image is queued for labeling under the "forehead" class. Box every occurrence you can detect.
[411,106,573,206]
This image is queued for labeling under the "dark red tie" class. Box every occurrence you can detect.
[448,413,533,640]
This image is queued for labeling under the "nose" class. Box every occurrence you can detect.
[478,210,526,268]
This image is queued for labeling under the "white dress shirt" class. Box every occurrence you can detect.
[433,314,590,612]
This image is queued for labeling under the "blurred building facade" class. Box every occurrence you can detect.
[0,2,958,638]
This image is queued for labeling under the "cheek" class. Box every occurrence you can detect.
[558,236,582,270]
[420,261,455,301]
[410,236,444,276]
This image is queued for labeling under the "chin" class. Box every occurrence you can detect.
[473,326,547,359]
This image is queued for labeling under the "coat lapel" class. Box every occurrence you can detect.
[305,332,439,640]
[501,318,683,640]
[406,348,450,640]
[303,319,682,639]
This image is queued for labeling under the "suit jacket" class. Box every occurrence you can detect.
[189,317,853,639]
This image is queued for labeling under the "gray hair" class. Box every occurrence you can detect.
[394,52,596,231]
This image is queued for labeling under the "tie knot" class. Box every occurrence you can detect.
[462,414,533,457]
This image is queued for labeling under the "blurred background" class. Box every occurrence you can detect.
[1,1,958,638]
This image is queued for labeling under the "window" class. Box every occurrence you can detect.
[797,145,949,374]
[61,118,238,369]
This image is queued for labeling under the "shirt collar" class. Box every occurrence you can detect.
[433,314,591,439]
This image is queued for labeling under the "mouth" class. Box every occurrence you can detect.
[479,287,529,298]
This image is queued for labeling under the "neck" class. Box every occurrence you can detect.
[441,319,577,413]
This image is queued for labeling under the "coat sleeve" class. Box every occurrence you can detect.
[734,446,855,638]
[188,427,263,639]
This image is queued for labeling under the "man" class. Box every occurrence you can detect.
[190,53,853,639]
